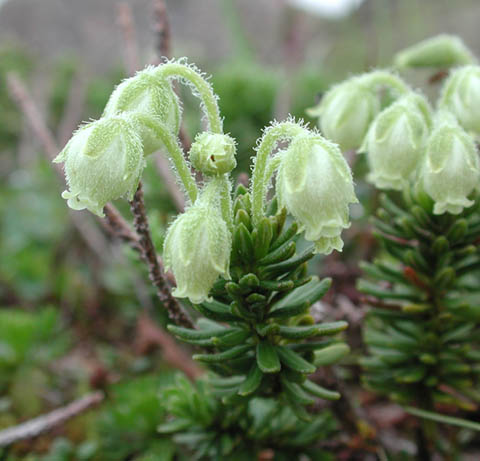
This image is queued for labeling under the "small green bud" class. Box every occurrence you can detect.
[163,201,231,304]
[189,132,237,175]
[307,78,379,151]
[103,66,181,155]
[440,65,480,134]
[361,92,431,190]
[276,134,357,255]
[394,34,476,69]
[421,112,480,215]
[53,116,144,217]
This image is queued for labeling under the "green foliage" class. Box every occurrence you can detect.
[168,184,349,427]
[95,374,176,461]
[359,188,480,410]
[158,373,336,460]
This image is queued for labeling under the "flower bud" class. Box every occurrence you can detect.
[307,78,379,151]
[440,65,480,134]
[189,132,237,175]
[163,202,231,304]
[394,35,475,69]
[103,66,181,155]
[361,93,431,190]
[276,134,357,255]
[54,116,144,217]
[421,112,480,215]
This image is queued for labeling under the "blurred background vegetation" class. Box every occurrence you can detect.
[1,0,480,459]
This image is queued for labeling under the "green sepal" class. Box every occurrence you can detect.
[238,363,263,396]
[270,221,299,251]
[157,418,192,434]
[239,273,260,289]
[234,183,248,198]
[446,218,468,243]
[302,379,341,401]
[282,377,315,406]
[432,236,450,255]
[246,293,267,304]
[253,217,274,260]
[258,241,296,266]
[277,321,348,340]
[195,300,240,322]
[212,329,251,347]
[267,301,310,319]
[257,341,281,373]
[259,279,295,292]
[394,365,427,383]
[193,344,253,363]
[313,343,351,366]
[269,277,331,313]
[167,324,228,341]
[260,246,315,277]
[276,345,316,374]
[235,209,251,230]
[233,223,254,260]
[434,267,456,288]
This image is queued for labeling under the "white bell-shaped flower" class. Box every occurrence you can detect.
[276,134,357,255]
[54,115,144,217]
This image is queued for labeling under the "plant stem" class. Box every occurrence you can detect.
[156,62,223,134]
[130,182,194,328]
[134,114,198,203]
[251,121,305,225]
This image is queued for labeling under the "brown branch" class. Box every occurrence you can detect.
[116,2,140,76]
[57,71,87,146]
[129,182,194,328]
[152,0,192,154]
[135,313,201,379]
[7,72,112,260]
[0,392,104,447]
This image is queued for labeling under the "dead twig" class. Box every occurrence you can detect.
[0,392,104,447]
[116,2,140,76]
[7,72,112,261]
[135,313,201,379]
[129,182,194,328]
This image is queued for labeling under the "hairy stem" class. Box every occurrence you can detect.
[251,121,305,225]
[135,114,198,203]
[156,62,223,134]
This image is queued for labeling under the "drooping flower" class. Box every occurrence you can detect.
[103,66,181,155]
[421,111,480,215]
[276,134,357,255]
[440,65,480,135]
[163,197,231,304]
[394,34,476,69]
[360,92,431,190]
[307,78,379,151]
[53,115,144,216]
[189,132,237,176]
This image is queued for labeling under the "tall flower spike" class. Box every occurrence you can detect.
[360,92,431,190]
[276,133,358,255]
[439,65,480,135]
[53,115,144,217]
[394,34,476,69]
[421,111,480,215]
[103,66,181,155]
[163,180,231,304]
[307,77,379,151]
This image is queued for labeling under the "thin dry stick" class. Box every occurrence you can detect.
[0,392,104,447]
[57,71,87,146]
[7,72,111,261]
[116,2,140,76]
[116,0,185,212]
[152,0,192,153]
[7,72,192,331]
[130,182,194,328]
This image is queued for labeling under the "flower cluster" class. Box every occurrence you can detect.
[309,37,480,216]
